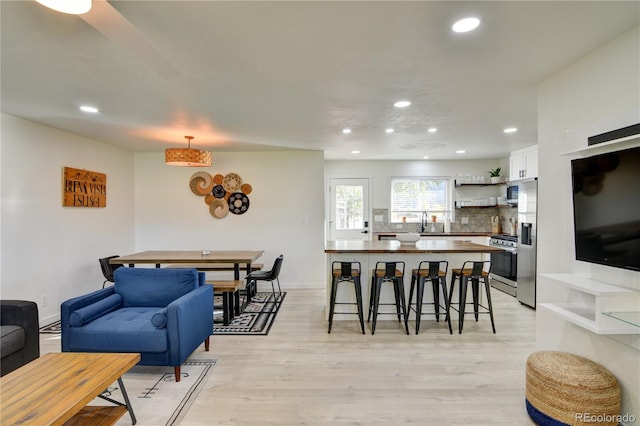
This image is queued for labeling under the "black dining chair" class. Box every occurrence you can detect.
[244,254,284,310]
[99,255,124,288]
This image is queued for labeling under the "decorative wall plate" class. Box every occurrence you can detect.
[228,192,250,215]
[209,198,229,219]
[241,183,252,195]
[222,173,242,192]
[212,184,226,199]
[189,172,214,196]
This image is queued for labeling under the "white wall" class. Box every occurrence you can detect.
[325,159,507,207]
[133,150,325,289]
[537,27,640,419]
[0,113,135,326]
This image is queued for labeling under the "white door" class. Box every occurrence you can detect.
[328,178,370,241]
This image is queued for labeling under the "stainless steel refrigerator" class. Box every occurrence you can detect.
[516,179,537,308]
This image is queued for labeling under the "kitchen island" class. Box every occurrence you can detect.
[324,239,503,324]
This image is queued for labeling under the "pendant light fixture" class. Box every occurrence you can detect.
[165,136,213,167]
[35,0,92,14]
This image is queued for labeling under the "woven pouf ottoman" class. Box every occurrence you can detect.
[526,351,621,426]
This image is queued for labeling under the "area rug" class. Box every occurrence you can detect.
[213,291,285,335]
[94,359,216,425]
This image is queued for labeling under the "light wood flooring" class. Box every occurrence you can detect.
[41,287,536,425]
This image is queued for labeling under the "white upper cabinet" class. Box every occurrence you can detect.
[509,145,538,181]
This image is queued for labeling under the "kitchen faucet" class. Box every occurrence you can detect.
[420,211,428,233]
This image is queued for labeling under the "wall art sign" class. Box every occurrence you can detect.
[62,167,107,207]
[190,171,252,219]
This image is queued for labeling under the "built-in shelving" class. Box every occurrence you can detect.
[560,133,640,156]
[539,273,640,335]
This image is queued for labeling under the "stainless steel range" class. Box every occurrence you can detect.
[489,234,518,296]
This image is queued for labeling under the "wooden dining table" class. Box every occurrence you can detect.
[110,250,264,280]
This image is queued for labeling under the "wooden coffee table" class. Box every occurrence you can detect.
[0,352,140,425]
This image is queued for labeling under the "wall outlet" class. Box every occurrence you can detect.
[41,294,48,307]
[461,217,469,224]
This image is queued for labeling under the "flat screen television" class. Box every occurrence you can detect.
[571,145,640,271]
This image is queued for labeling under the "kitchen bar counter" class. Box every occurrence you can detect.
[325,239,502,254]
[324,239,500,324]
[375,232,491,240]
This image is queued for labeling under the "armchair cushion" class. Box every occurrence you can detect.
[114,268,200,307]
[68,307,168,353]
[69,294,123,327]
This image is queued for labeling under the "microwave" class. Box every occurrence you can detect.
[507,184,518,206]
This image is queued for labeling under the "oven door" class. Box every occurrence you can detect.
[490,248,517,295]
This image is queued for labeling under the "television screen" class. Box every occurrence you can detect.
[571,145,640,271]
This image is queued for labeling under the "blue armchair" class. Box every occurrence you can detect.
[61,268,213,382]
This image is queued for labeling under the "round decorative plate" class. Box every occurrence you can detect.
[189,172,214,196]
[213,174,224,185]
[241,183,252,195]
[222,172,242,192]
[209,198,229,219]
[212,184,226,199]
[204,194,214,205]
[228,192,250,215]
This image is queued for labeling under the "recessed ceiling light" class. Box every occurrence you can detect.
[385,128,394,133]
[452,17,480,33]
[351,150,360,154]
[428,127,437,133]
[35,0,91,15]
[79,105,99,113]
[393,100,411,108]
[423,156,430,159]
[504,127,518,133]
[342,128,352,134]
[456,150,466,154]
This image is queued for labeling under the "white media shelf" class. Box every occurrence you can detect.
[539,273,640,335]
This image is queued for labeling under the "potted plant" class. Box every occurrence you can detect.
[489,167,502,183]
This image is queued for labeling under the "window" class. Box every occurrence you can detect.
[335,184,364,230]
[390,177,451,223]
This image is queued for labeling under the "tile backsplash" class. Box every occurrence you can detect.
[372,207,518,234]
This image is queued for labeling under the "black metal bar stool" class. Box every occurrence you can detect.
[328,261,365,334]
[448,260,495,334]
[367,261,409,335]
[407,260,452,335]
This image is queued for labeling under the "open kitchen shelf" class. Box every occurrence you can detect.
[539,273,640,335]
[454,180,505,187]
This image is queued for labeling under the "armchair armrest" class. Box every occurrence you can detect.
[0,300,39,364]
[61,287,115,352]
[165,285,214,364]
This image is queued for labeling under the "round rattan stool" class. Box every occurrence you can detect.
[526,351,621,426]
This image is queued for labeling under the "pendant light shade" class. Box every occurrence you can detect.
[35,0,92,14]
[165,136,212,167]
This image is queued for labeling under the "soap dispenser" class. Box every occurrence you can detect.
[444,214,451,233]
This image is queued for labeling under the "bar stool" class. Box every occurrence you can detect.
[367,261,409,335]
[448,260,495,334]
[407,260,452,335]
[328,261,365,334]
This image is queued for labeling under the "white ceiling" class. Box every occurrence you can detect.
[2,1,638,160]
